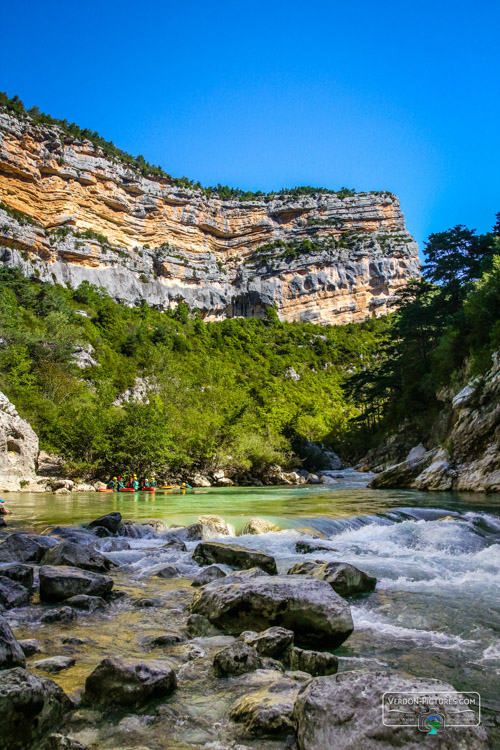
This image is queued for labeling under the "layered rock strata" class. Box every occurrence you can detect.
[0,110,419,324]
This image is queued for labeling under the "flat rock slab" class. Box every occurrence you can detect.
[39,566,113,603]
[32,656,76,673]
[83,657,176,706]
[190,575,353,648]
[193,541,277,575]
[293,670,490,750]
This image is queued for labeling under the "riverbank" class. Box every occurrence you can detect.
[0,483,498,749]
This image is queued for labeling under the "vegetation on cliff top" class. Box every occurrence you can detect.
[0,91,379,202]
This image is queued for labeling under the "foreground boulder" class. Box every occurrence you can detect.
[293,671,489,750]
[41,541,113,573]
[242,518,280,535]
[244,627,294,659]
[0,667,72,750]
[87,512,122,534]
[83,657,176,706]
[231,675,302,737]
[39,566,113,603]
[213,641,261,676]
[190,575,353,648]
[0,533,56,563]
[193,541,277,575]
[288,561,376,597]
[0,615,25,669]
[0,563,34,589]
[0,576,30,609]
[192,564,227,587]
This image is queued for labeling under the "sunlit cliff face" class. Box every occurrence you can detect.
[0,111,420,323]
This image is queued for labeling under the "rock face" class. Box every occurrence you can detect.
[0,391,39,491]
[288,561,376,598]
[193,541,278,574]
[293,670,489,750]
[0,110,419,325]
[39,565,113,602]
[190,575,353,647]
[371,351,500,493]
[83,657,176,706]
[0,667,73,749]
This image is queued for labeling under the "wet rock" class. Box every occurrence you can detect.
[18,639,40,656]
[0,576,30,608]
[61,637,93,646]
[295,540,338,554]
[245,627,295,659]
[198,515,234,535]
[63,594,107,612]
[293,670,490,749]
[414,449,456,490]
[133,597,163,608]
[40,606,76,624]
[230,676,301,736]
[142,632,186,649]
[41,541,114,573]
[192,565,227,587]
[44,734,91,750]
[186,613,221,638]
[83,657,176,706]
[0,615,26,668]
[370,449,437,489]
[161,540,187,552]
[190,575,353,648]
[32,655,76,673]
[39,566,114,602]
[0,667,72,749]
[225,567,270,581]
[155,565,180,578]
[87,512,122,534]
[285,647,338,676]
[213,641,261,677]
[241,518,280,535]
[193,542,278,575]
[89,526,112,538]
[288,561,376,597]
[140,519,168,533]
[93,538,131,552]
[0,532,57,563]
[0,562,34,588]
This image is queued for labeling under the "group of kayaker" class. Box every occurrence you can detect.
[105,475,192,491]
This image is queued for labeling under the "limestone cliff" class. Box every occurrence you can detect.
[0,109,419,324]
[0,391,38,491]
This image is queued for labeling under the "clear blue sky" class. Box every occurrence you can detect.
[2,0,499,251]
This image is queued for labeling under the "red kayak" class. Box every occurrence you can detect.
[140,487,155,492]
[118,487,137,492]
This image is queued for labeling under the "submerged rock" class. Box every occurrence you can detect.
[40,606,76,624]
[0,533,56,563]
[0,667,72,750]
[83,657,176,706]
[141,632,186,649]
[193,542,277,575]
[213,641,261,676]
[0,615,26,669]
[0,576,31,609]
[18,639,40,657]
[41,540,114,573]
[192,565,227,587]
[87,512,122,534]
[295,540,338,554]
[241,518,280,535]
[63,594,107,612]
[190,575,353,648]
[293,671,490,750]
[288,561,376,597]
[155,565,180,579]
[39,566,114,603]
[32,655,76,673]
[231,675,302,736]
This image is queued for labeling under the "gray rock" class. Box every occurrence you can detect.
[193,541,277,574]
[0,533,57,563]
[186,613,221,638]
[141,632,186,649]
[213,641,261,677]
[0,576,31,608]
[63,594,107,612]
[231,675,301,736]
[41,540,113,573]
[245,627,295,659]
[190,575,353,647]
[39,566,114,602]
[293,670,490,749]
[0,562,34,588]
[83,657,176,706]
[0,615,26,668]
[37,451,65,477]
[44,734,91,750]
[87,512,122,534]
[192,565,227,587]
[32,656,76,673]
[18,639,40,656]
[197,515,233,535]
[155,565,180,578]
[287,561,376,597]
[161,540,187,552]
[370,450,437,489]
[0,391,39,491]
[285,647,338,676]
[295,540,338,554]
[0,668,72,749]
[241,518,280,535]
[133,597,164,608]
[40,606,76,624]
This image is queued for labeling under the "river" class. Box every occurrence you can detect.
[2,471,500,748]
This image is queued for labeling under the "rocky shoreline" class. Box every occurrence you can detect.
[0,511,489,749]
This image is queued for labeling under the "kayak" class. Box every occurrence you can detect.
[99,488,113,493]
[118,488,137,492]
[140,487,155,492]
[158,485,172,490]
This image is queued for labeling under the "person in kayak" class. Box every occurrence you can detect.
[106,477,118,490]
[117,477,125,490]
[132,476,140,490]
[181,482,192,489]
[150,476,157,488]
[141,478,150,490]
